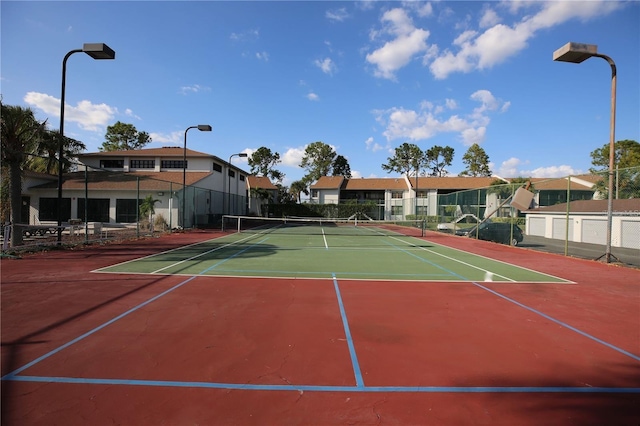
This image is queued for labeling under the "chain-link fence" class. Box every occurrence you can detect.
[434,166,640,266]
[1,160,247,253]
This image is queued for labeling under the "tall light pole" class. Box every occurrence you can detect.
[182,125,212,229]
[228,153,248,215]
[553,42,617,263]
[57,43,115,243]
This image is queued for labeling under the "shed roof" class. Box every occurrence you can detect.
[311,176,345,189]
[342,177,408,190]
[526,199,639,213]
[247,175,278,190]
[408,176,496,190]
[30,171,212,191]
[78,147,215,158]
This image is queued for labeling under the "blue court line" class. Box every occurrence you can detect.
[332,273,364,388]
[197,237,269,274]
[473,282,640,362]
[2,275,199,380]
[382,239,465,280]
[385,238,640,363]
[6,375,639,393]
[2,238,267,380]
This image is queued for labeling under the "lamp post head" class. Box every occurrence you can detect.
[82,43,116,60]
[553,42,598,63]
[197,124,212,132]
[238,153,248,158]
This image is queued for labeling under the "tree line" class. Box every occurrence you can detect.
[2,99,639,243]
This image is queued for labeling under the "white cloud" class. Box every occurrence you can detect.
[230,28,260,41]
[326,7,349,22]
[24,91,115,132]
[179,84,211,95]
[445,98,458,110]
[307,92,319,101]
[366,8,431,80]
[314,57,336,75]
[282,146,306,167]
[356,1,375,12]
[124,108,141,120]
[460,127,486,146]
[149,131,181,144]
[377,90,508,146]
[256,51,269,61]
[479,8,500,29]
[428,1,622,79]
[365,136,383,152]
[495,158,582,178]
[497,157,525,177]
[525,165,583,178]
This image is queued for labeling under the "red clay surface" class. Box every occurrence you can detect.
[2,230,639,425]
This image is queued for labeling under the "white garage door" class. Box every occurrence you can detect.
[621,220,640,250]
[582,219,606,245]
[552,217,574,241]
[528,217,545,236]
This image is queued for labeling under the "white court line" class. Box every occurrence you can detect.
[322,228,329,250]
[388,234,574,283]
[150,232,265,274]
[386,234,515,282]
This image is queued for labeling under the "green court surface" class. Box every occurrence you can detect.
[96,225,570,283]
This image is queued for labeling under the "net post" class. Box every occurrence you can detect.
[237,216,241,233]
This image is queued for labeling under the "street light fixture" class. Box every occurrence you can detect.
[228,153,248,215]
[553,42,617,263]
[57,43,115,243]
[182,125,212,229]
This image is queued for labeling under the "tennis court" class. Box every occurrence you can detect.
[96,218,569,283]
[2,220,639,425]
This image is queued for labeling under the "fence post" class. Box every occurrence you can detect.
[84,167,89,243]
[136,177,140,238]
[565,176,571,256]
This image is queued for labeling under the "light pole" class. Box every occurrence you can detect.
[57,43,115,243]
[182,125,212,229]
[228,153,248,215]
[553,42,617,263]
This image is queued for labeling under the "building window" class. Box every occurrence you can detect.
[364,192,384,200]
[78,198,110,222]
[391,191,403,199]
[239,175,245,181]
[100,159,124,169]
[228,170,235,178]
[161,160,187,169]
[391,206,403,216]
[417,190,428,198]
[116,199,140,223]
[39,197,71,221]
[213,163,222,172]
[416,205,428,216]
[131,159,155,169]
[311,190,319,198]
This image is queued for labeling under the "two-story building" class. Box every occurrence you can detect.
[25,147,250,229]
[310,175,598,221]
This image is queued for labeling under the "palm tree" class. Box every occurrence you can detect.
[249,187,271,216]
[139,194,160,231]
[1,102,46,247]
[289,180,309,203]
[25,130,86,174]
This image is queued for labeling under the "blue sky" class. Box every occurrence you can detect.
[2,1,639,186]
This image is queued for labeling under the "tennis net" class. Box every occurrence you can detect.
[221,215,425,237]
